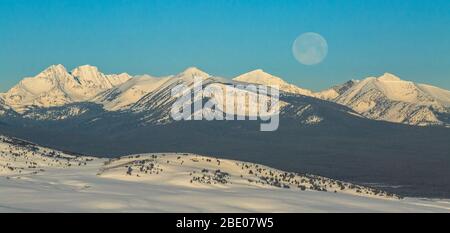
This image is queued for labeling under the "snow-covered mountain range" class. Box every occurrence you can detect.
[3,134,450,213]
[0,64,352,128]
[0,65,130,113]
[233,71,450,126]
[317,73,450,126]
[2,64,449,126]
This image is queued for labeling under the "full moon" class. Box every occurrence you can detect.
[292,32,328,65]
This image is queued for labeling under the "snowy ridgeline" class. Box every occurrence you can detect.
[1,135,450,212]
[0,136,94,175]
[99,154,398,199]
[0,135,394,199]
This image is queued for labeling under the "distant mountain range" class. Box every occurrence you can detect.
[317,73,450,126]
[1,65,450,198]
[2,64,449,126]
[1,65,130,112]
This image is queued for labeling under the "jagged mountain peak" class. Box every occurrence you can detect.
[377,73,402,82]
[69,64,131,84]
[233,69,314,96]
[180,67,210,78]
[36,64,70,78]
[70,64,100,76]
[234,69,284,84]
[42,64,67,72]
[245,69,271,76]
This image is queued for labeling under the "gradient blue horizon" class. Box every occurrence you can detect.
[1,0,449,92]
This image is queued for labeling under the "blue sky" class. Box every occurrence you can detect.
[1,0,449,92]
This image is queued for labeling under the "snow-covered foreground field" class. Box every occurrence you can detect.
[1,136,450,213]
